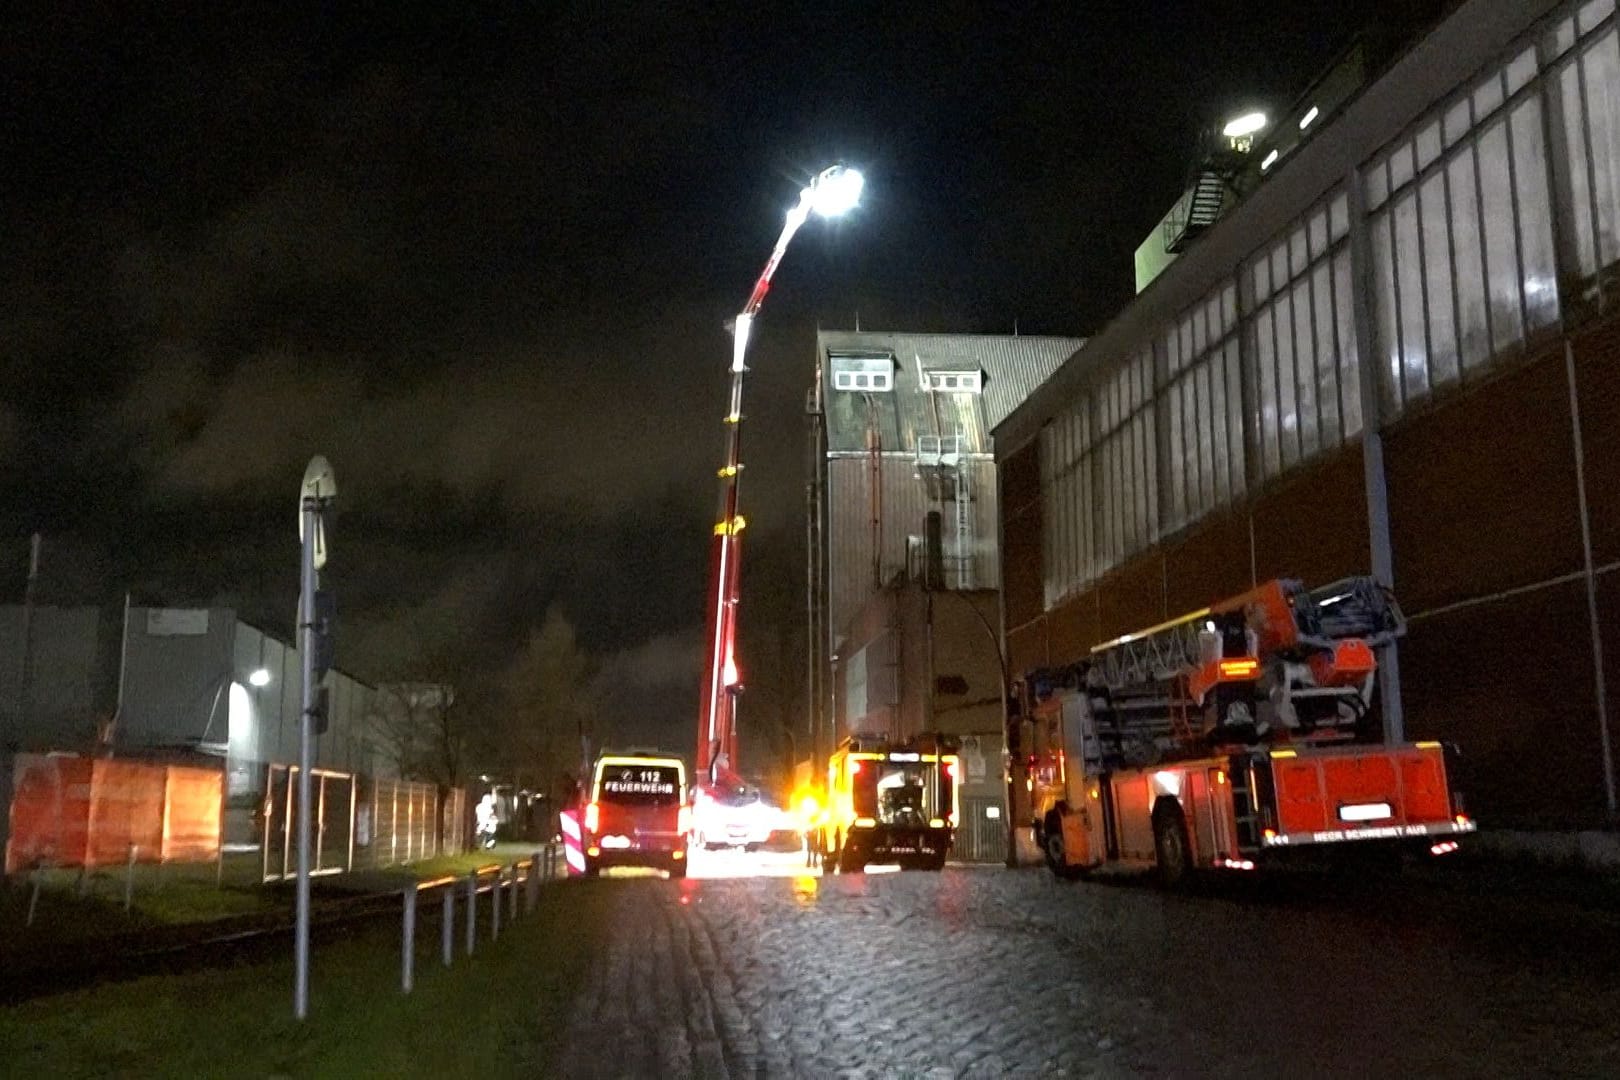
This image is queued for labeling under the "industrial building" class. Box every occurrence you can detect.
[807,331,1083,858]
[994,0,1620,839]
[0,604,380,849]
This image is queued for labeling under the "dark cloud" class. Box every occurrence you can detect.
[1,1,1436,755]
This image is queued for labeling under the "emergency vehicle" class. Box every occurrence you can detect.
[1026,577,1475,885]
[581,750,690,879]
[821,734,960,873]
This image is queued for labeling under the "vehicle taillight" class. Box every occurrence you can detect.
[1218,657,1260,679]
[850,760,862,774]
[585,802,599,832]
[945,762,958,779]
[678,805,691,835]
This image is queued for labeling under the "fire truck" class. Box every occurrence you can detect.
[1025,577,1476,885]
[821,734,960,873]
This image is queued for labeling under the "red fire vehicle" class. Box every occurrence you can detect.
[1026,577,1475,885]
[581,751,690,879]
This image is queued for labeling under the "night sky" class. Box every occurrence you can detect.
[2,2,1435,760]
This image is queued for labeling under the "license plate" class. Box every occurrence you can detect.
[1338,802,1393,822]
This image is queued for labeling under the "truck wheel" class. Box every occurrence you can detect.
[1152,806,1193,889]
[668,860,687,880]
[925,852,946,872]
[1043,811,1082,880]
[839,847,865,874]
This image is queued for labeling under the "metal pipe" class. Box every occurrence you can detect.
[441,886,454,967]
[294,496,317,1019]
[465,871,477,956]
[401,885,417,993]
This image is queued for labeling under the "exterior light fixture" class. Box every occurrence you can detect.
[1261,149,1280,171]
[1299,105,1320,131]
[1222,111,1269,139]
[808,165,865,218]
[248,667,272,687]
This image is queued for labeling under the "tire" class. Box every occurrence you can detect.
[924,852,946,872]
[839,846,865,874]
[1043,812,1082,880]
[582,860,601,880]
[1152,806,1193,889]
[668,860,688,880]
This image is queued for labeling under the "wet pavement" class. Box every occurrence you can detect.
[555,857,1620,1078]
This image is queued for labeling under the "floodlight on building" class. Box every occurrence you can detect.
[249,667,272,687]
[1261,149,1281,171]
[1222,111,1269,139]
[1300,105,1320,131]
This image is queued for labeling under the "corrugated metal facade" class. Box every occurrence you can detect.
[816,331,1083,651]
[826,456,1001,646]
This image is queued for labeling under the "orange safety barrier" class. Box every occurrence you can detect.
[5,753,222,874]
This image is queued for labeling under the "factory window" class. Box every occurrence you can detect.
[1546,0,1620,315]
[1040,396,1094,606]
[1366,45,1559,417]
[1162,281,1245,530]
[1246,192,1361,481]
[926,370,983,393]
[830,353,896,393]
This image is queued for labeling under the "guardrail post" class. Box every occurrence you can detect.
[491,867,502,940]
[124,844,138,913]
[528,850,542,911]
[26,867,43,927]
[508,862,518,921]
[441,885,454,967]
[401,884,417,993]
[465,871,477,956]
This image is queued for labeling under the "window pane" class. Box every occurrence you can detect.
[1579,0,1616,34]
[1369,158,1390,209]
[1210,351,1230,504]
[1582,30,1620,271]
[1275,290,1300,469]
[1420,171,1460,389]
[1225,342,1246,493]
[1475,69,1504,120]
[1444,98,1473,148]
[1370,212,1403,416]
[1256,310,1279,478]
[1197,362,1215,511]
[1416,118,1443,171]
[1168,382,1185,527]
[1293,279,1319,457]
[1447,151,1492,370]
[1479,121,1526,350]
[1390,140,1415,192]
[1510,97,1559,331]
[1334,252,1364,439]
[1313,261,1341,448]
[1290,226,1309,278]
[1309,208,1329,260]
[1394,192,1430,404]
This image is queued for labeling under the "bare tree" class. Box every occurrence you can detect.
[371,682,468,789]
[492,607,593,802]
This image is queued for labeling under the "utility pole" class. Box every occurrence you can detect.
[295,456,336,1020]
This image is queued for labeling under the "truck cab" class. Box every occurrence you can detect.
[822,735,959,873]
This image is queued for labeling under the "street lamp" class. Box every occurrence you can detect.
[699,164,864,788]
[248,667,272,688]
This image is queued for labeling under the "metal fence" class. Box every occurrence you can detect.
[261,764,357,883]
[955,794,1008,863]
[260,767,466,881]
[368,777,465,867]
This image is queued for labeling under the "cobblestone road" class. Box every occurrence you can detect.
[556,863,1620,1078]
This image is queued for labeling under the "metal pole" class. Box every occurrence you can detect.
[529,850,542,911]
[465,871,477,956]
[491,868,502,940]
[508,862,518,921]
[294,497,318,1019]
[401,885,417,993]
[123,843,137,912]
[441,886,454,967]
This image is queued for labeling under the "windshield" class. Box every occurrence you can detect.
[595,762,683,807]
[851,760,944,825]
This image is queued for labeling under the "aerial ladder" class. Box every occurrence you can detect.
[1024,577,1475,884]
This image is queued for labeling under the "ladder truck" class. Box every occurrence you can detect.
[1024,577,1475,885]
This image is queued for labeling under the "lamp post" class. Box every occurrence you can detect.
[294,455,335,1020]
[697,164,864,788]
